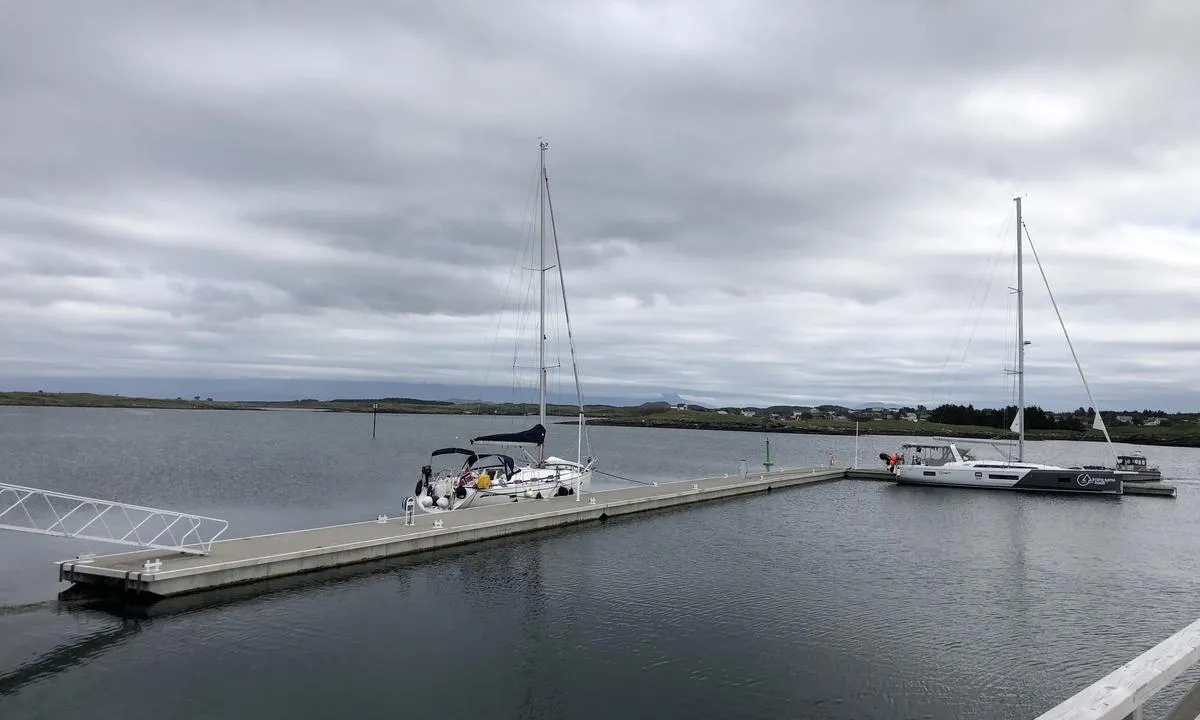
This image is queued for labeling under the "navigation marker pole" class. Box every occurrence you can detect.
[854,421,860,469]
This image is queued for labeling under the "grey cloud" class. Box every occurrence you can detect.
[0,1,1197,410]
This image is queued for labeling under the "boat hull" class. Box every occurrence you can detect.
[895,465,1123,495]
[415,466,593,514]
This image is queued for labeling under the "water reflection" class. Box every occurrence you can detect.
[4,409,1200,719]
[0,622,139,698]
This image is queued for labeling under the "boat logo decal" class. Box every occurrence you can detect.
[1076,473,1108,487]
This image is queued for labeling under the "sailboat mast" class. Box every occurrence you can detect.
[542,159,588,469]
[1015,196,1025,462]
[538,141,548,457]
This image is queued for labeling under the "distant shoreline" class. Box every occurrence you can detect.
[578,417,1200,448]
[3,391,1199,449]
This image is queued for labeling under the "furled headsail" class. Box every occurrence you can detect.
[470,423,546,448]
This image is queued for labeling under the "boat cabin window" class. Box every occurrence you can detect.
[901,444,957,466]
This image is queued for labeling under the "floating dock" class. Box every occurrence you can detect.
[53,465,1180,599]
[57,467,844,598]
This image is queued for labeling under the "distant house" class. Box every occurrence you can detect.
[901,412,918,422]
[1144,417,1163,427]
[1115,415,1134,424]
[741,409,757,417]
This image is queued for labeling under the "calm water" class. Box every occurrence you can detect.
[3,407,1200,719]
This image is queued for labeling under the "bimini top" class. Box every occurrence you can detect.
[430,447,479,464]
[472,453,517,475]
[471,423,546,447]
[428,449,517,475]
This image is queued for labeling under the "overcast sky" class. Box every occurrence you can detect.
[1,1,1197,411]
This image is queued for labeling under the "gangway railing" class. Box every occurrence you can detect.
[1035,616,1200,720]
[0,482,228,555]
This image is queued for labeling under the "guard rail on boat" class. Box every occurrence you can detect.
[1035,617,1200,720]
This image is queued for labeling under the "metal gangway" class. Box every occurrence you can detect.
[0,481,228,555]
[1035,616,1200,720]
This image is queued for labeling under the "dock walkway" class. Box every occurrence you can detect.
[59,467,843,598]
[55,465,1179,599]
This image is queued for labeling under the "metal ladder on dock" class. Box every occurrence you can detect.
[0,481,228,555]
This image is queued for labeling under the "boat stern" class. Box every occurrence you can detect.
[1014,468,1124,495]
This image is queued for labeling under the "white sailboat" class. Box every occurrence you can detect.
[415,140,595,513]
[888,197,1123,496]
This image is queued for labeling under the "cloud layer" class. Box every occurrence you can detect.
[1,1,1198,410]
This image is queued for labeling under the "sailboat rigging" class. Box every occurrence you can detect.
[414,140,595,513]
[885,197,1123,496]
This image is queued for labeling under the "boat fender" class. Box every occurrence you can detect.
[436,496,450,509]
[455,486,467,499]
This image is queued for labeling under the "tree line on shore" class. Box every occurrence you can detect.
[927,403,1063,430]
[923,403,1182,430]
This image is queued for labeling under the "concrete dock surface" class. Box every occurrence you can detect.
[58,466,844,598]
[54,464,1178,599]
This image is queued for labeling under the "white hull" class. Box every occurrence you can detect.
[895,460,1122,495]
[416,458,592,514]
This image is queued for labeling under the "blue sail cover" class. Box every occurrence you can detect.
[471,423,546,447]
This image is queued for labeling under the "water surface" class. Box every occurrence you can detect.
[2,407,1199,719]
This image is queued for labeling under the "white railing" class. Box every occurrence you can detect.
[1035,617,1200,720]
[0,482,228,555]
